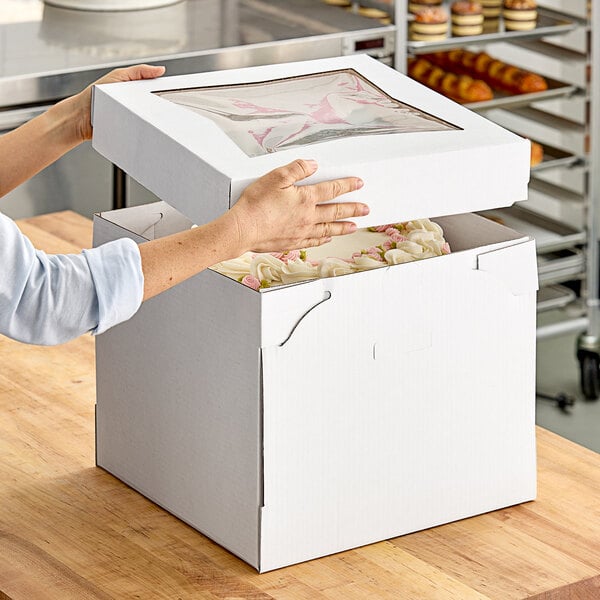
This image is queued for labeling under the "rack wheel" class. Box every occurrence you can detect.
[578,350,600,401]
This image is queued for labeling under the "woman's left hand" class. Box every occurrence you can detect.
[62,64,166,144]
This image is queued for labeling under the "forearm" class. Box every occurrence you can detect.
[139,213,243,301]
[0,97,81,198]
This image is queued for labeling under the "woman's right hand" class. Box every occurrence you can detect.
[227,159,368,254]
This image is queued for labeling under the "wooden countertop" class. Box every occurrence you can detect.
[1,211,600,600]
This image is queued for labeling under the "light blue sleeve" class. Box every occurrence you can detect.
[0,212,144,346]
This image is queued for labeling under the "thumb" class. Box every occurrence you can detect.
[127,64,166,81]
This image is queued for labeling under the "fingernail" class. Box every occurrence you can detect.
[348,223,357,232]
[356,178,364,189]
[304,159,318,170]
[362,205,370,215]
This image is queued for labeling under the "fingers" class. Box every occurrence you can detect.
[100,64,166,86]
[316,201,369,223]
[308,176,363,202]
[129,64,166,80]
[294,221,358,249]
[267,159,319,188]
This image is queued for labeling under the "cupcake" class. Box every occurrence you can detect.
[503,0,537,31]
[481,0,501,18]
[451,1,484,36]
[410,7,449,41]
[408,0,442,16]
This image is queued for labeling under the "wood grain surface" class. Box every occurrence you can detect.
[1,211,599,600]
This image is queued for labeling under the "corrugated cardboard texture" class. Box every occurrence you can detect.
[94,204,537,572]
[260,234,537,571]
[94,211,263,568]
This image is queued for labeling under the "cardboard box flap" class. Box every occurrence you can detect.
[92,55,530,227]
[477,240,539,296]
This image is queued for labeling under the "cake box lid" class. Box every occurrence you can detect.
[91,54,530,228]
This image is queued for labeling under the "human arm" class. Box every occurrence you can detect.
[0,64,165,198]
[139,159,366,300]
[0,65,367,344]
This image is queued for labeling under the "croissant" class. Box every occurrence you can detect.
[422,49,548,94]
[408,57,494,103]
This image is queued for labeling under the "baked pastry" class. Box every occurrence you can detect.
[323,0,351,6]
[482,0,501,17]
[423,49,548,94]
[354,5,390,18]
[530,140,544,167]
[408,0,442,15]
[408,57,493,103]
[410,7,449,41]
[503,0,537,31]
[451,1,484,36]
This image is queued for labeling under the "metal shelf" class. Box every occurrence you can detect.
[537,284,577,313]
[480,205,586,253]
[537,249,585,285]
[466,77,580,112]
[407,9,577,54]
[531,142,583,173]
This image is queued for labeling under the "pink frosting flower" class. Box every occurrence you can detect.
[269,249,302,264]
[241,275,261,290]
[372,224,395,233]
[389,231,408,243]
[442,242,451,255]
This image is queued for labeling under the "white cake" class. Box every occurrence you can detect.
[210,218,451,290]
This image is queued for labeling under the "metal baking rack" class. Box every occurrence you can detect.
[464,77,580,111]
[396,0,600,398]
[406,8,578,54]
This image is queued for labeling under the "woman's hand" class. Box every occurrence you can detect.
[0,64,165,198]
[58,64,166,146]
[139,160,368,300]
[227,159,368,253]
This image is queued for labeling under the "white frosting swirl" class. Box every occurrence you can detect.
[209,218,450,289]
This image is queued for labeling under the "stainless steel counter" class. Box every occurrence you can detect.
[0,0,394,108]
[0,0,394,219]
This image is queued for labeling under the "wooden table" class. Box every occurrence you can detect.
[1,211,600,600]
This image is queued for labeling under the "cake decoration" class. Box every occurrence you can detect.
[210,218,451,290]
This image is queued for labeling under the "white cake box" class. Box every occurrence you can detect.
[93,202,538,573]
[91,55,537,572]
[91,54,530,227]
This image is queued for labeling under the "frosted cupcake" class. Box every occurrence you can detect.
[503,0,537,31]
[410,7,449,41]
[451,1,484,36]
[408,0,442,15]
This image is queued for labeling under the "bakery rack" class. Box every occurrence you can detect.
[393,0,600,399]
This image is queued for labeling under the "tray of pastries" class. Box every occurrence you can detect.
[408,48,579,110]
[407,1,577,52]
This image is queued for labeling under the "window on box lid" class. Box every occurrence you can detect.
[155,69,458,157]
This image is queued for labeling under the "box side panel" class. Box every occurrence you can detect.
[259,235,537,571]
[92,87,231,226]
[93,215,262,568]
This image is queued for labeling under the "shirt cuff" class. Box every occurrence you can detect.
[83,237,144,335]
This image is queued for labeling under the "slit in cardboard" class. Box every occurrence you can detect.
[278,290,332,347]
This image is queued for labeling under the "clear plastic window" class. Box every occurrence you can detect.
[155,69,458,157]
